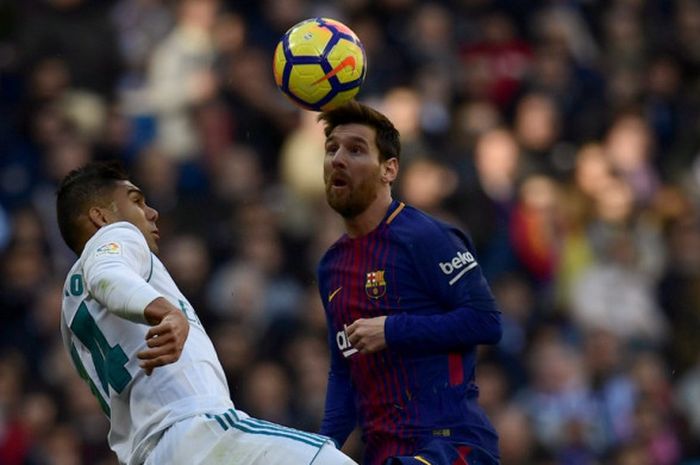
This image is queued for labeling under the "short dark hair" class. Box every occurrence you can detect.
[56,161,129,253]
[318,100,401,162]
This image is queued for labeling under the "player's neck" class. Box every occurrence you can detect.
[344,193,393,238]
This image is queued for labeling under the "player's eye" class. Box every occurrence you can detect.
[325,144,338,155]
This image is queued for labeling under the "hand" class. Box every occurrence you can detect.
[138,298,190,375]
[346,316,388,354]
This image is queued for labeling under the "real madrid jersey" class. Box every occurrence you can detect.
[317,200,502,465]
[60,222,232,465]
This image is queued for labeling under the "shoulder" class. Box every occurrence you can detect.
[81,222,149,261]
[62,259,83,288]
[91,221,144,241]
[388,203,465,246]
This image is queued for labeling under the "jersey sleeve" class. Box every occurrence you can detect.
[317,261,357,446]
[82,222,162,324]
[384,221,502,352]
[320,324,357,447]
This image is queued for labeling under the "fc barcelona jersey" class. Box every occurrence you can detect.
[318,200,502,465]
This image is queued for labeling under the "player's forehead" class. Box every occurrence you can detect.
[112,180,143,197]
[327,123,376,145]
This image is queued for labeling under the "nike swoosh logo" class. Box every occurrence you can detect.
[328,286,343,303]
[313,56,356,85]
[413,456,433,465]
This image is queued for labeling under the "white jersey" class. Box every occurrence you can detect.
[60,222,233,465]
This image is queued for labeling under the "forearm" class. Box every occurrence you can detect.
[320,362,357,447]
[144,297,182,325]
[385,303,502,352]
[87,264,162,324]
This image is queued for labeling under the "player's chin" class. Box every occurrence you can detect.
[148,239,160,254]
[326,192,347,211]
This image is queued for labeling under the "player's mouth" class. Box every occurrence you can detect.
[330,174,350,189]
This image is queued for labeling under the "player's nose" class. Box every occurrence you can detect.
[146,205,159,222]
[330,148,349,167]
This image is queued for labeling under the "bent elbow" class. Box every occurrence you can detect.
[483,312,503,345]
[489,324,503,345]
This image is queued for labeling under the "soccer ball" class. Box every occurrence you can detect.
[273,17,367,112]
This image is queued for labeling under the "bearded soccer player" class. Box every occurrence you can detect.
[56,161,357,465]
[317,101,502,465]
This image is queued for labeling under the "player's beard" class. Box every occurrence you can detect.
[325,169,380,219]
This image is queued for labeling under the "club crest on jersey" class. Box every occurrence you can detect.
[95,242,122,257]
[365,270,386,299]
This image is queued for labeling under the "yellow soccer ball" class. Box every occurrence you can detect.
[273,17,367,111]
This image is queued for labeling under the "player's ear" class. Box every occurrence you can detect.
[88,206,110,228]
[381,158,398,184]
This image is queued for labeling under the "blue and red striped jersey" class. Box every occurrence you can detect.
[318,200,502,465]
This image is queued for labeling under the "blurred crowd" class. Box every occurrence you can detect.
[1,0,700,464]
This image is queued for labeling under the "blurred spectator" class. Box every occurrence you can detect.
[397,156,459,224]
[583,328,637,447]
[405,2,456,71]
[0,352,29,465]
[476,359,511,419]
[210,321,255,394]
[377,86,429,163]
[146,0,220,160]
[644,54,684,157]
[610,440,654,465]
[283,332,331,430]
[569,176,668,345]
[459,127,520,279]
[448,99,502,164]
[675,356,700,456]
[346,14,410,96]
[509,174,562,285]
[513,92,567,177]
[489,272,535,388]
[220,46,298,175]
[62,375,110,464]
[491,405,540,465]
[658,215,700,373]
[632,397,682,465]
[131,144,180,215]
[458,10,533,109]
[34,423,84,465]
[210,143,266,209]
[18,0,122,99]
[206,260,267,329]
[239,360,294,426]
[3,2,700,463]
[18,392,59,462]
[604,113,660,205]
[520,36,606,145]
[405,3,457,143]
[515,334,603,455]
[532,6,599,68]
[159,233,212,321]
[111,0,174,86]
[278,109,327,230]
